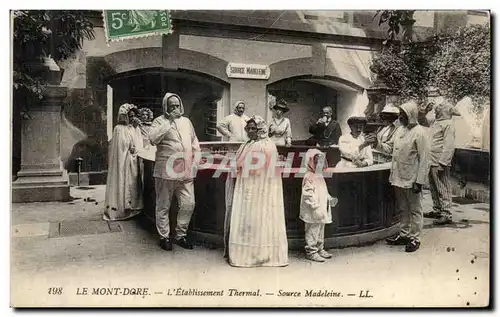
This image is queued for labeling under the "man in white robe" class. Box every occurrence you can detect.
[216,100,250,142]
[385,101,430,253]
[425,99,460,225]
[148,93,200,251]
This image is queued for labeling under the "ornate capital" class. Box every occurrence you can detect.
[366,81,396,97]
[365,82,398,120]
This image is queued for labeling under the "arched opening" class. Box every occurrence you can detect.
[266,75,366,143]
[63,68,230,177]
[106,68,230,142]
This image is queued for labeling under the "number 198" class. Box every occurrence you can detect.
[48,287,63,295]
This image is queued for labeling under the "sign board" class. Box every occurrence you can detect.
[103,10,173,42]
[226,63,270,80]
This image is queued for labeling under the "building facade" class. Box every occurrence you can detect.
[36,10,489,179]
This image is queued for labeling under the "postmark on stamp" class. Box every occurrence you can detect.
[103,10,172,42]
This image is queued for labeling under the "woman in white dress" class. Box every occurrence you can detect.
[268,100,292,147]
[103,103,144,221]
[225,115,289,267]
[336,116,373,169]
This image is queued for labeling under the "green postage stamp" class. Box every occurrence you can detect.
[103,10,172,42]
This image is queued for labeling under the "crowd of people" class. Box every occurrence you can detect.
[103,92,459,266]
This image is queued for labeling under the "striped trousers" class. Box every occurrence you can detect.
[428,165,452,216]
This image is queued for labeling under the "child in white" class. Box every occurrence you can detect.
[300,149,338,262]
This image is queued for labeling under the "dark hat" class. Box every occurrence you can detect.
[347,116,367,125]
[273,100,290,113]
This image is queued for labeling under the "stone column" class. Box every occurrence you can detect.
[365,81,396,122]
[12,85,70,203]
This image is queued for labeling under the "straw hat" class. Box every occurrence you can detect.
[380,103,400,115]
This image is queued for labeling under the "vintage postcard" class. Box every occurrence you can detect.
[10,9,491,308]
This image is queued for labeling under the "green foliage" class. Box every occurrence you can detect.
[370,42,435,103]
[13,10,95,111]
[429,24,490,106]
[370,24,490,107]
[374,10,416,42]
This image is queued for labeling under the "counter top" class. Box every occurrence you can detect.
[139,147,391,175]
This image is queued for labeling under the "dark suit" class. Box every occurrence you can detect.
[309,119,342,147]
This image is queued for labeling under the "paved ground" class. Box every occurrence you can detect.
[10,185,490,308]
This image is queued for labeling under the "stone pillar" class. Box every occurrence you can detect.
[106,84,113,141]
[365,76,396,121]
[12,85,70,203]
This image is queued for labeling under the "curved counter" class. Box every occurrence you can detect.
[138,142,399,250]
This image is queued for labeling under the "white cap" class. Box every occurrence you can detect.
[380,103,400,115]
